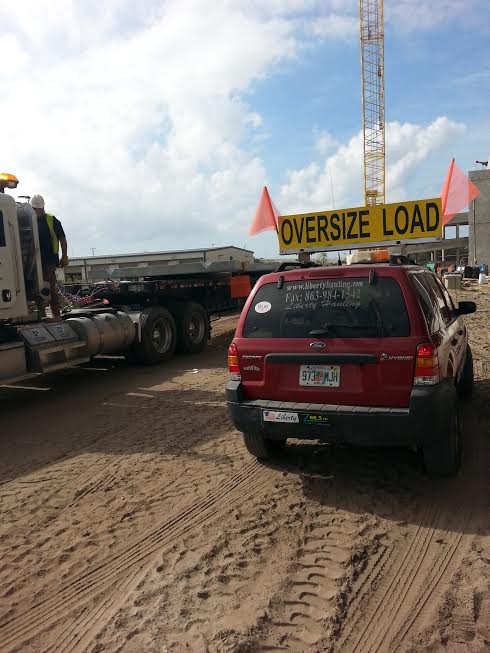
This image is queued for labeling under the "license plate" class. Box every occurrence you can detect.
[263,410,299,424]
[299,365,340,387]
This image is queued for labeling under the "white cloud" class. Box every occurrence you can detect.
[386,117,466,195]
[245,112,264,128]
[314,129,339,155]
[0,0,479,260]
[279,117,465,214]
[1,0,302,254]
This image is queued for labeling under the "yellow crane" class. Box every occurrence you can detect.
[359,0,385,206]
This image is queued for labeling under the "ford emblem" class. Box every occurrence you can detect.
[309,342,326,349]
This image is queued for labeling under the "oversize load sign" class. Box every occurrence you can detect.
[278,198,442,254]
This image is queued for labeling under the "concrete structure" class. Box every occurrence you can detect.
[468,169,490,265]
[63,246,255,283]
[405,162,490,267]
[408,212,469,265]
[388,167,490,267]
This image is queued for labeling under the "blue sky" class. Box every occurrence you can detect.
[1,0,489,259]
[253,7,489,192]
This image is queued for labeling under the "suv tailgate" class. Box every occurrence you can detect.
[236,273,419,408]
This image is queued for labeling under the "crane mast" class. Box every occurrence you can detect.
[359,0,385,206]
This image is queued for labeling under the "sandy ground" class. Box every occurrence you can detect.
[1,290,490,653]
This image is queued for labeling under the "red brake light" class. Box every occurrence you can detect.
[414,343,440,386]
[416,344,433,358]
[228,342,241,379]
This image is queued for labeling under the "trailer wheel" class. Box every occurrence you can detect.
[176,302,209,354]
[129,307,177,364]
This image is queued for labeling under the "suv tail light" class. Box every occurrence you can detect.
[414,343,440,386]
[228,342,241,380]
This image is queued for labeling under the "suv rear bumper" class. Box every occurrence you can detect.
[226,379,455,447]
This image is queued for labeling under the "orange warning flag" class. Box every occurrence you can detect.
[249,186,280,236]
[441,159,480,225]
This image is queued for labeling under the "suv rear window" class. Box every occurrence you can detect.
[243,276,410,338]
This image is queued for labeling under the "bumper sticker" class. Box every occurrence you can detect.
[300,413,330,425]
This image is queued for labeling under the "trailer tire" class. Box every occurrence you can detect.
[129,307,177,364]
[176,301,209,354]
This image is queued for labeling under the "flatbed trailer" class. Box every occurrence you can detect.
[63,262,274,317]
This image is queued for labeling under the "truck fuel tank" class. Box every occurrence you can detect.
[66,311,137,357]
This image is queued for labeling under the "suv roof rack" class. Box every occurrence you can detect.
[275,261,320,272]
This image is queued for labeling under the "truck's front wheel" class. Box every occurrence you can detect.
[129,307,177,364]
[176,301,209,354]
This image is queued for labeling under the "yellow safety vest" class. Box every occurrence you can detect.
[45,214,59,255]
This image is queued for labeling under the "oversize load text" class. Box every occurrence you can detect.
[278,198,442,252]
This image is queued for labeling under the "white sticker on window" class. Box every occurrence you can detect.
[255,301,272,314]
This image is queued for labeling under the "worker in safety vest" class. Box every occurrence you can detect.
[0,172,19,193]
[30,194,68,319]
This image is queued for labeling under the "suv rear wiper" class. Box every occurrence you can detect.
[309,329,329,336]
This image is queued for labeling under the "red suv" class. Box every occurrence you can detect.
[226,261,476,476]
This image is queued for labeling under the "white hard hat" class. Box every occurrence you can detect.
[30,194,45,209]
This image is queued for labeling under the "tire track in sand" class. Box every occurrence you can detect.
[47,564,149,653]
[0,458,276,652]
[258,447,386,652]
[0,396,235,610]
[335,403,484,653]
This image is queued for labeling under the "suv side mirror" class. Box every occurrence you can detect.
[457,301,476,316]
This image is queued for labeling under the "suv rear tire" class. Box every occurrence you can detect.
[457,345,474,400]
[422,404,461,477]
[243,432,286,459]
